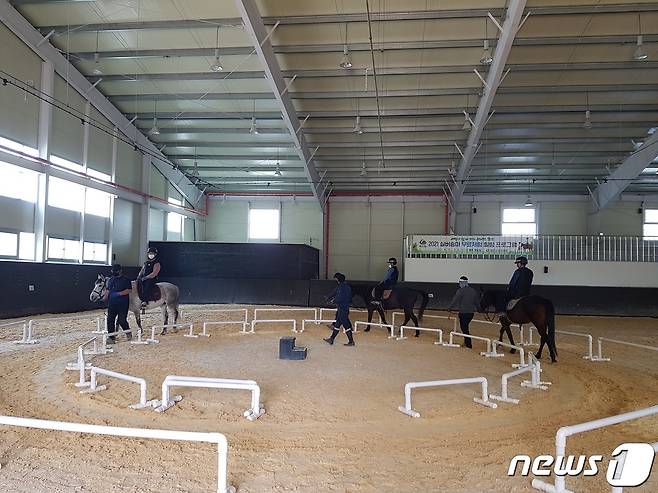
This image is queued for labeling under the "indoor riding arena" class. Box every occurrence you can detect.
[0,1,656,493]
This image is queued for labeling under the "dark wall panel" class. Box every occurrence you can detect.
[0,262,139,319]
[150,241,319,280]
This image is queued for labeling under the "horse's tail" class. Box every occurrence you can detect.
[543,298,557,357]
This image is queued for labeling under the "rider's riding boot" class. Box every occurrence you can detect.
[344,330,355,346]
[107,336,116,345]
[324,329,339,345]
[125,331,132,341]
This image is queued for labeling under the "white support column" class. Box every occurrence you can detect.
[107,127,118,263]
[78,100,92,265]
[35,60,54,262]
[138,154,151,256]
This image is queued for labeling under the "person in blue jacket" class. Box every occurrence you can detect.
[373,257,399,305]
[103,264,133,344]
[507,255,534,304]
[324,272,355,346]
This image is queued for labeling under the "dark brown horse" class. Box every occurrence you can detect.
[350,284,429,337]
[479,290,558,363]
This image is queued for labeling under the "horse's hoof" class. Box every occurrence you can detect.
[414,333,420,338]
[510,349,517,354]
[534,353,541,360]
[160,330,167,336]
[364,328,370,332]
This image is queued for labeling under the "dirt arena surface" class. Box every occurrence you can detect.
[0,305,656,492]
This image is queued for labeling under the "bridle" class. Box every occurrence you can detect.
[91,276,109,302]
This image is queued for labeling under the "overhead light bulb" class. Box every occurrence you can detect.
[633,35,648,61]
[360,161,367,176]
[353,115,363,134]
[339,45,353,69]
[583,109,592,129]
[148,116,160,135]
[462,112,472,131]
[524,196,533,207]
[480,39,493,65]
[249,116,259,135]
[210,48,223,72]
[274,162,282,176]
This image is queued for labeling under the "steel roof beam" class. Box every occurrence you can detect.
[449,0,527,230]
[0,0,203,205]
[590,131,658,211]
[234,0,323,207]
[71,35,658,62]
[34,4,658,33]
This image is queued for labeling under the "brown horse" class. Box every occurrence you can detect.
[479,290,558,363]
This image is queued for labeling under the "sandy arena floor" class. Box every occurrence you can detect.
[0,305,656,492]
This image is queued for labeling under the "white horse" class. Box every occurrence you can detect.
[89,274,181,335]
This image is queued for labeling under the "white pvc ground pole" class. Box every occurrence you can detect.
[184,309,249,337]
[398,377,497,417]
[21,313,107,345]
[397,325,443,345]
[392,312,455,331]
[354,321,395,338]
[0,319,34,345]
[532,404,658,493]
[591,336,658,362]
[320,307,378,323]
[444,332,492,355]
[155,375,265,421]
[0,414,235,493]
[249,319,296,334]
[556,330,594,360]
[300,319,341,333]
[484,340,526,368]
[253,307,318,323]
[81,367,157,409]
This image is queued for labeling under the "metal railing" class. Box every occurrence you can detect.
[405,235,658,262]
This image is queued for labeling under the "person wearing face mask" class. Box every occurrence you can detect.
[372,257,399,306]
[323,272,355,346]
[448,275,479,349]
[137,246,161,309]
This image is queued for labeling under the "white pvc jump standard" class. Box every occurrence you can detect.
[249,319,296,334]
[0,414,235,493]
[555,330,594,360]
[484,340,526,368]
[184,309,249,337]
[154,375,265,421]
[443,332,492,356]
[396,325,444,345]
[398,377,497,417]
[21,314,107,345]
[1,319,35,345]
[320,307,378,323]
[489,355,548,405]
[354,321,395,338]
[66,336,99,388]
[392,312,455,331]
[81,367,157,410]
[531,404,658,493]
[521,353,552,390]
[590,336,658,362]
[300,319,343,333]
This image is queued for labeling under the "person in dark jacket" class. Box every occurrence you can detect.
[507,256,533,302]
[324,272,355,346]
[138,246,161,309]
[373,257,399,305]
[448,275,480,349]
[104,264,132,344]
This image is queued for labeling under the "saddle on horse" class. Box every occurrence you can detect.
[137,280,161,303]
[371,287,393,301]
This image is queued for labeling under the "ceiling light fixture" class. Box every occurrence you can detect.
[480,40,493,65]
[92,31,102,75]
[583,92,592,129]
[524,196,533,207]
[249,116,259,135]
[275,149,282,176]
[339,23,352,69]
[353,115,363,134]
[462,111,472,131]
[148,100,159,135]
[210,27,223,72]
[633,14,648,61]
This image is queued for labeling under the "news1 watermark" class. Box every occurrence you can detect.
[508,443,655,487]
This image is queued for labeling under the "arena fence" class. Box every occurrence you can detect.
[406,235,658,262]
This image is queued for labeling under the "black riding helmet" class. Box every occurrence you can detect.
[147,246,158,256]
[333,272,346,282]
[515,256,528,265]
[388,257,397,266]
[110,263,122,275]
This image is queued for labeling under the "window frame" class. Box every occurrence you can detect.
[500,205,538,237]
[248,206,281,241]
[642,209,658,241]
[46,236,81,263]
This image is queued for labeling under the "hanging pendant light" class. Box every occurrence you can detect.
[274,149,282,176]
[353,115,363,134]
[92,31,102,75]
[480,40,493,65]
[148,100,160,135]
[583,92,592,129]
[249,100,259,134]
[339,24,352,69]
[462,112,472,131]
[633,14,648,61]
[524,196,533,207]
[210,27,223,72]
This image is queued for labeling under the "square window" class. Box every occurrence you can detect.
[502,207,537,237]
[167,212,183,233]
[0,232,18,257]
[48,177,85,212]
[85,187,112,218]
[83,242,107,262]
[18,232,35,260]
[249,209,280,240]
[47,237,80,261]
[0,161,39,202]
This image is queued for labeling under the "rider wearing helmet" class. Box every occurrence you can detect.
[507,256,533,303]
[105,264,132,343]
[373,257,399,306]
[138,246,161,309]
[323,272,355,346]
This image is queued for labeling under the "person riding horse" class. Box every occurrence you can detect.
[373,257,399,306]
[138,246,161,310]
[504,255,534,312]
